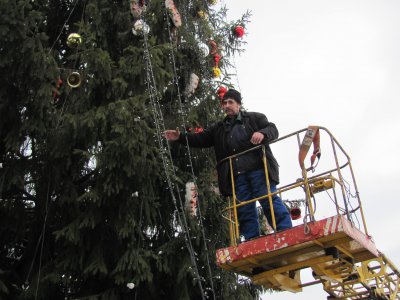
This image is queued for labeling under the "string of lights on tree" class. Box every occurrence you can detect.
[130,1,214,298]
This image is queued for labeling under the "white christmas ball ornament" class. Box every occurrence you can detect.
[127,282,135,289]
[198,42,209,57]
[132,20,150,36]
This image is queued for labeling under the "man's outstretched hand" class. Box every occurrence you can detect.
[164,128,180,141]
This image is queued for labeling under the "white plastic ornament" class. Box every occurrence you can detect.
[132,20,150,36]
[165,0,182,27]
[127,283,135,289]
[184,73,199,97]
[185,182,197,216]
[198,42,209,57]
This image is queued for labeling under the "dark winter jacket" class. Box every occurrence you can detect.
[177,111,280,196]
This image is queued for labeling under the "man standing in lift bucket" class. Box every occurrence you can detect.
[164,89,292,240]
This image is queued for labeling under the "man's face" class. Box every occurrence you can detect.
[222,98,240,116]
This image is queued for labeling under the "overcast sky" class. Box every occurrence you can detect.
[220,1,400,299]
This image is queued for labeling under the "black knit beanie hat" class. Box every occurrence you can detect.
[222,89,242,104]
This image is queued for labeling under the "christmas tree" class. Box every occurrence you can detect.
[0,0,261,299]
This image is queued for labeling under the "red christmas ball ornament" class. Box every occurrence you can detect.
[53,78,63,100]
[234,25,245,38]
[213,53,221,66]
[290,207,302,220]
[187,127,204,133]
[56,78,63,89]
[194,127,204,133]
[217,86,227,100]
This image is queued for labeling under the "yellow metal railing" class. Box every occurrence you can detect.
[221,126,369,247]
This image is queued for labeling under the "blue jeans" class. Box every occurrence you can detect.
[234,169,292,240]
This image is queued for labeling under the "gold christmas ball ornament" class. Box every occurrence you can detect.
[197,10,209,20]
[208,0,218,5]
[212,66,221,78]
[66,33,82,48]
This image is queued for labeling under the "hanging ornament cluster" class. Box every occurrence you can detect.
[209,40,222,78]
[233,25,245,38]
[217,86,227,100]
[65,33,83,89]
[130,0,149,36]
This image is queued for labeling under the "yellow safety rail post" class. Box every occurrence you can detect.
[261,146,276,231]
[222,145,276,246]
[228,156,240,246]
[227,197,236,246]
[328,130,351,222]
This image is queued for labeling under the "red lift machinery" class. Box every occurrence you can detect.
[216,126,400,299]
